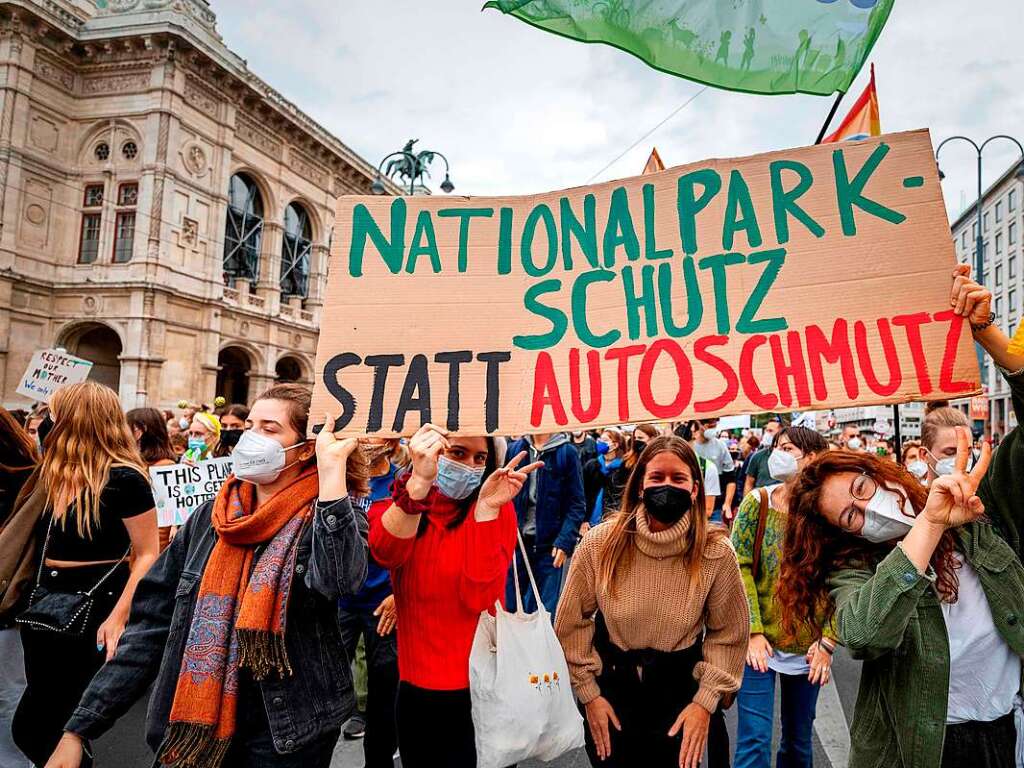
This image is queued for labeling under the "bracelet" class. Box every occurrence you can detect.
[392,476,433,516]
[970,312,996,333]
[819,638,836,655]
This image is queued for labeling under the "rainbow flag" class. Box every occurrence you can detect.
[823,64,880,143]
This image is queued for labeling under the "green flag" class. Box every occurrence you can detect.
[483,0,894,96]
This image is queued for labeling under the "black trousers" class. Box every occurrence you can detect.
[396,682,475,768]
[13,562,129,767]
[941,713,1016,768]
[583,628,705,768]
[338,604,399,768]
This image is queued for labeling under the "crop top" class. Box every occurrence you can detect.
[40,466,155,562]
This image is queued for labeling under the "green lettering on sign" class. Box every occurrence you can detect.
[769,160,824,244]
[833,143,907,235]
[349,198,406,277]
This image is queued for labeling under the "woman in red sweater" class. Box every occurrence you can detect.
[369,423,541,768]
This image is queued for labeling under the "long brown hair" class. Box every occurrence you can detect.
[776,451,958,643]
[597,435,724,594]
[0,406,38,475]
[126,407,177,465]
[40,382,148,538]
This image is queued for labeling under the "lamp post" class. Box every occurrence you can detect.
[936,135,1024,289]
[936,135,1024,437]
[371,139,455,196]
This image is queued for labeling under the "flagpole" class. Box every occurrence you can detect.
[814,91,847,145]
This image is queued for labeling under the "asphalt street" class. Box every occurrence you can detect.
[94,650,861,767]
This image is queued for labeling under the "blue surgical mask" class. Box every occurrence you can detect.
[435,455,485,500]
[187,437,207,454]
[596,440,611,455]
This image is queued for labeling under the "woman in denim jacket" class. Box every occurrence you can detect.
[45,384,369,768]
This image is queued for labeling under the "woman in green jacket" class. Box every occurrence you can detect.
[731,426,835,768]
[776,427,1024,768]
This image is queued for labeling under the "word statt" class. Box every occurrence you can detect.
[311,130,979,436]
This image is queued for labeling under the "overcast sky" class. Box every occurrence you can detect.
[212,1,1023,221]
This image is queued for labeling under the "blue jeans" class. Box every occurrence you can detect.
[734,664,820,768]
[505,534,563,615]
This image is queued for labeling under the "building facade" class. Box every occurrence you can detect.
[950,159,1024,438]
[0,0,396,410]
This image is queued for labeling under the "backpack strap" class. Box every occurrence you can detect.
[751,487,770,581]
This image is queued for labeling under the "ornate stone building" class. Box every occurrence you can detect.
[0,0,396,409]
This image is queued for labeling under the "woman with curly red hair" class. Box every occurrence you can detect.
[775,427,1024,768]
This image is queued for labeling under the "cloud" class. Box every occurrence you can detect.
[212,0,1023,218]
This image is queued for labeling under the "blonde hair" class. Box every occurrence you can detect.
[42,382,147,538]
[921,407,969,451]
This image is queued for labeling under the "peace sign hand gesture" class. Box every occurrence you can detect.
[477,451,544,511]
[922,426,991,529]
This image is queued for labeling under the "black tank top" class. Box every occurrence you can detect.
[40,466,155,562]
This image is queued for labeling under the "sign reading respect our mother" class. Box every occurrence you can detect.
[310,129,980,436]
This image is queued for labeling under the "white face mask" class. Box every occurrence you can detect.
[768,449,800,482]
[847,437,863,451]
[232,430,305,485]
[931,452,973,477]
[761,432,775,449]
[859,486,916,543]
[703,428,717,441]
[906,460,929,482]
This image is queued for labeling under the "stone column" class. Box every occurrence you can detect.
[258,221,283,314]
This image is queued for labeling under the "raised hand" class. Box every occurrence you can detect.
[477,451,544,510]
[315,413,360,500]
[950,263,992,325]
[408,424,450,486]
[921,426,991,529]
[315,413,359,474]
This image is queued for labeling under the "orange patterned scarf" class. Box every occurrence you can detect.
[157,465,319,768]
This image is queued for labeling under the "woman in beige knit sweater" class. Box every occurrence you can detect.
[555,435,748,768]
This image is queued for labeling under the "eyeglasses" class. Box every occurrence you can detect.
[850,473,878,501]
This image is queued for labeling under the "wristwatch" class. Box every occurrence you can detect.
[970,312,996,333]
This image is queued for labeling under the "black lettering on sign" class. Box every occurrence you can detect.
[434,351,473,431]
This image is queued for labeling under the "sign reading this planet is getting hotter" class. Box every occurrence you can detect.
[310,130,980,437]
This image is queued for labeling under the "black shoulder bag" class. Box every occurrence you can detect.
[16,516,129,636]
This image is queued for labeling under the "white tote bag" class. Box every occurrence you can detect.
[469,531,585,768]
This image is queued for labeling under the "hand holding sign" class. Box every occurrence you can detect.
[921,426,991,529]
[407,423,450,500]
[950,264,992,326]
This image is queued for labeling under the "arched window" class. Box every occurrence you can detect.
[223,173,263,286]
[281,202,312,297]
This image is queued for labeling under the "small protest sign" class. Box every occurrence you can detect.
[311,130,980,436]
[150,457,233,527]
[16,349,93,402]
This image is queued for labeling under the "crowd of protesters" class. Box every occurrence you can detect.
[0,264,1019,768]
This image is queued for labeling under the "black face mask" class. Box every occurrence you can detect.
[219,428,243,450]
[642,484,693,525]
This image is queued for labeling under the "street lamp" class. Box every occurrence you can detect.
[935,135,1024,283]
[936,134,1024,437]
[372,139,456,196]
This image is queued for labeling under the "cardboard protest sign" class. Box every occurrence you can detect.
[150,457,232,527]
[16,349,93,402]
[311,129,980,436]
